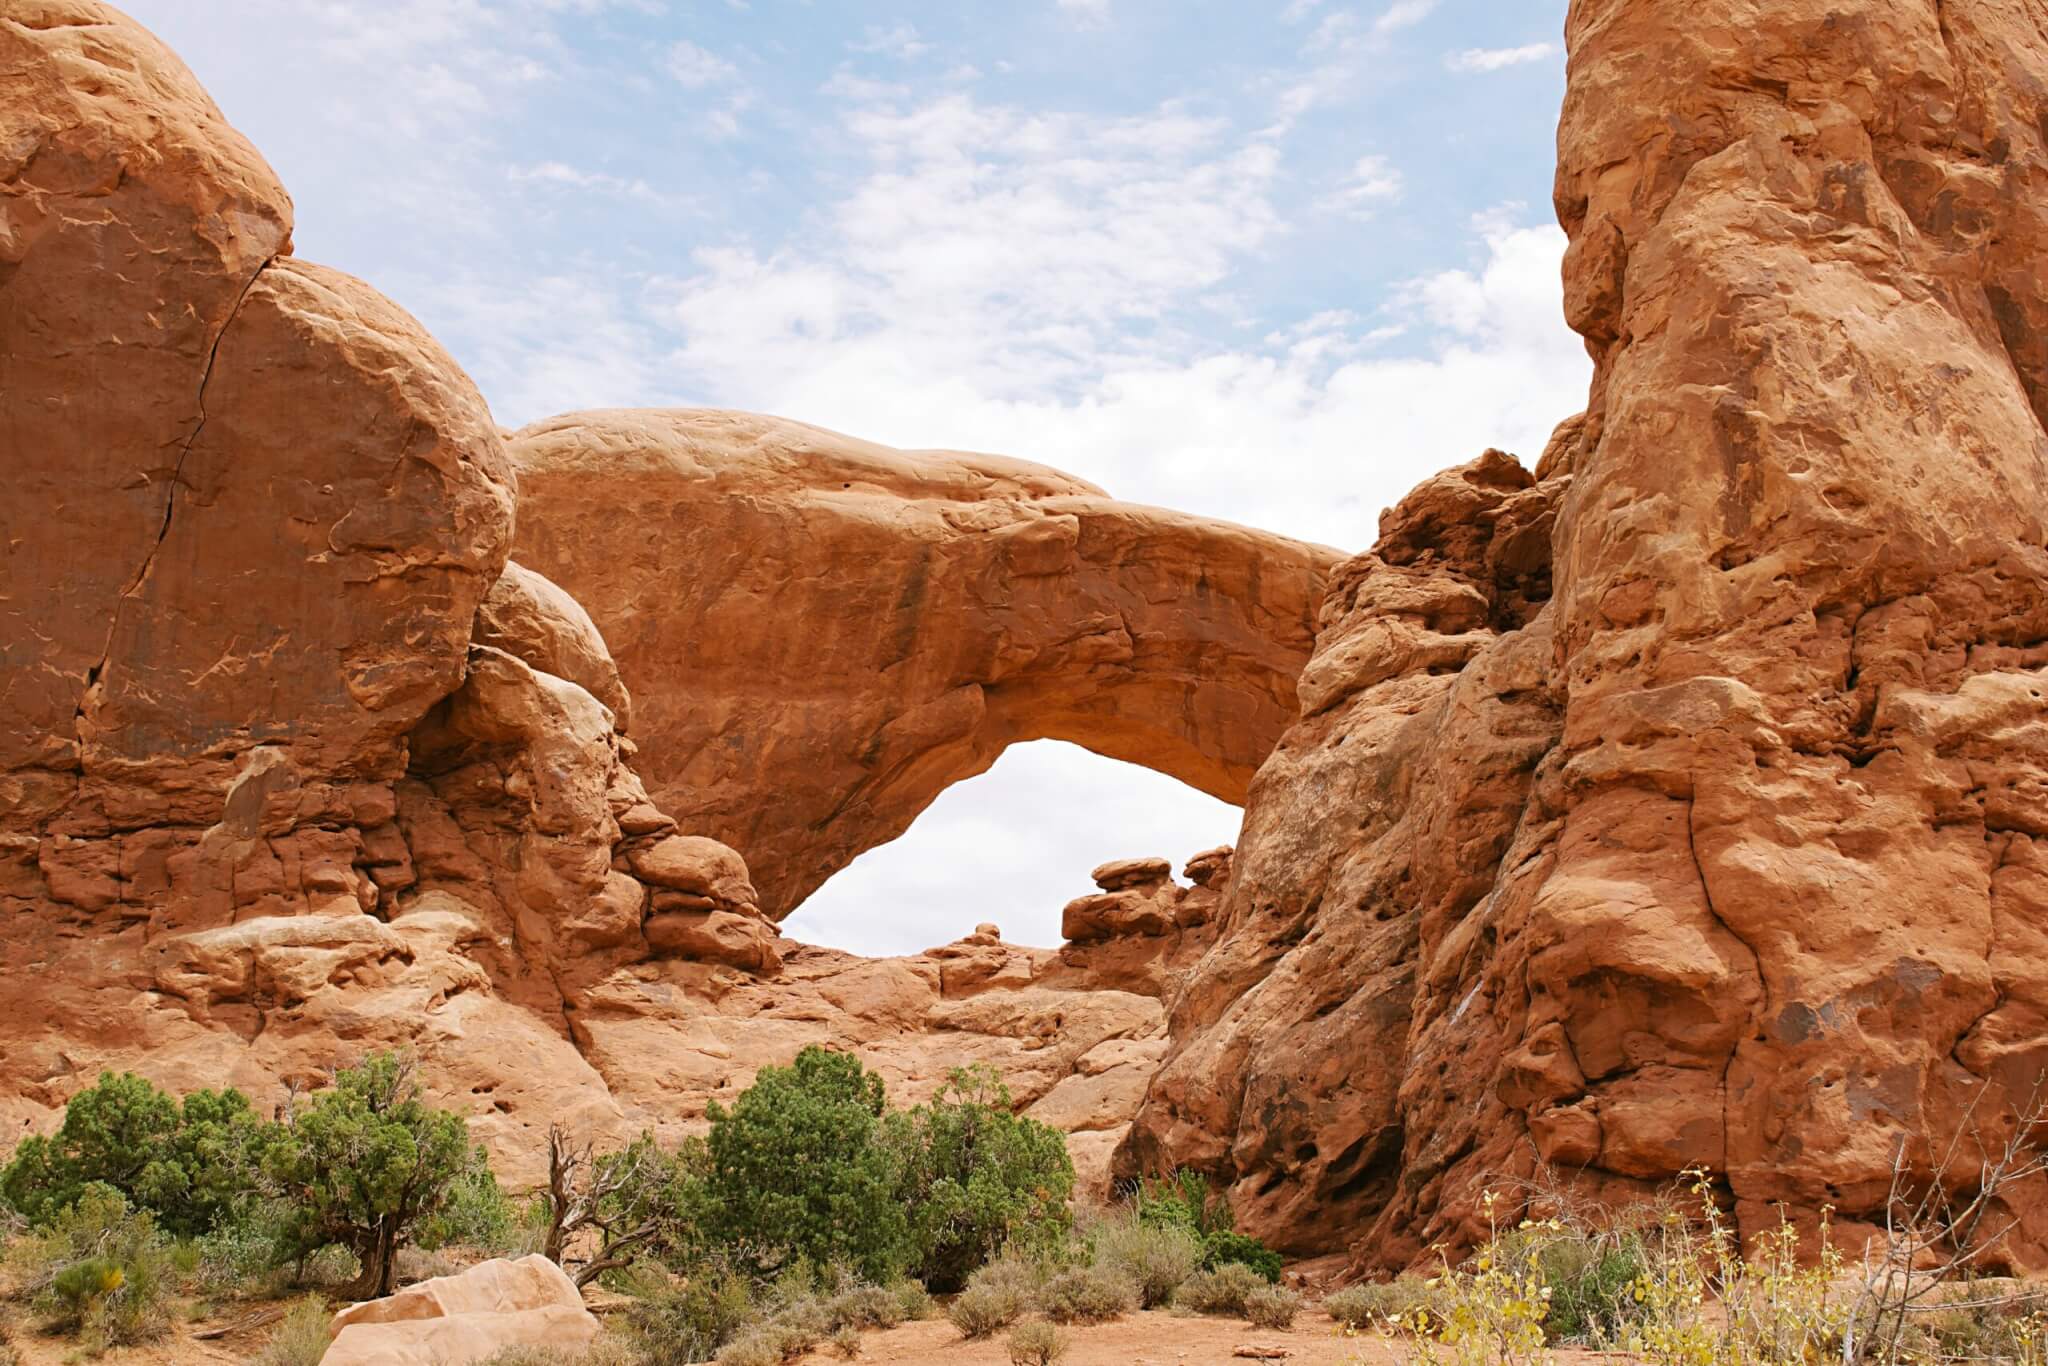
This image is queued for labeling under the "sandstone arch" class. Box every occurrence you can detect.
[507,409,1342,917]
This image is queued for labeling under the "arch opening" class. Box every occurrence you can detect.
[781,739,1242,957]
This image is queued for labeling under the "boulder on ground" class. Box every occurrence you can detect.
[324,1254,600,1365]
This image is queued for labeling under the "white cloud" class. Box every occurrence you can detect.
[507,160,667,202]
[1321,152,1404,217]
[1372,0,1438,35]
[1447,41,1560,72]
[664,38,737,87]
[850,22,931,59]
[1056,0,1111,25]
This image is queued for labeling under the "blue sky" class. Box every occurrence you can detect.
[127,0,1587,954]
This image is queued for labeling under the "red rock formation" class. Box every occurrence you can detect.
[506,409,1337,916]
[1124,0,2048,1274]
[0,6,1303,1190]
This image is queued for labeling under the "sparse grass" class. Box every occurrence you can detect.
[248,1295,333,1366]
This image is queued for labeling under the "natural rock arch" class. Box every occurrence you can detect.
[507,409,1342,917]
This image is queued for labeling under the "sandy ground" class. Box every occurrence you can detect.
[0,1304,1642,1366]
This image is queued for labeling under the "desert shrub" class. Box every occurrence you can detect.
[417,1155,517,1252]
[249,1294,332,1366]
[949,1255,1046,1338]
[1323,1276,1441,1330]
[831,1322,863,1357]
[1087,1210,1201,1308]
[538,1129,717,1287]
[617,1259,760,1365]
[706,1048,908,1282]
[1244,1283,1301,1329]
[262,1052,474,1299]
[10,1184,173,1351]
[1910,1285,2048,1363]
[193,1199,294,1295]
[1520,1226,1644,1344]
[823,1283,904,1331]
[1129,1169,1283,1285]
[1,1073,272,1237]
[1007,1318,1068,1365]
[1173,1261,1265,1317]
[886,1064,1074,1291]
[1036,1264,1137,1324]
[888,1278,933,1321]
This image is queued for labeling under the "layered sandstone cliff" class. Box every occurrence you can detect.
[1122,0,2048,1274]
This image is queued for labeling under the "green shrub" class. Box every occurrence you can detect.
[262,1053,473,1299]
[1007,1318,1068,1365]
[1203,1228,1282,1282]
[618,1260,759,1365]
[1,1073,272,1237]
[1036,1264,1137,1323]
[1244,1283,1300,1329]
[194,1201,292,1296]
[1529,1230,1644,1344]
[706,1048,908,1282]
[1088,1212,1202,1308]
[417,1153,517,1253]
[1128,1170,1282,1286]
[1134,1169,1231,1237]
[887,1065,1074,1291]
[11,1184,173,1351]
[250,1294,332,1366]
[1173,1262,1265,1317]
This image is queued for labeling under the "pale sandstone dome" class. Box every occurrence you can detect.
[5,0,2048,1283]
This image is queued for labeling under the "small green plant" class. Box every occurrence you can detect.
[1036,1264,1138,1323]
[1244,1282,1301,1329]
[1007,1318,1068,1365]
[830,1322,863,1358]
[1130,1169,1283,1285]
[1173,1261,1265,1316]
[10,1184,173,1352]
[250,1295,333,1366]
[1088,1211,1202,1308]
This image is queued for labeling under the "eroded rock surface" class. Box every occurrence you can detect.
[507,409,1337,916]
[1123,0,2048,1274]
